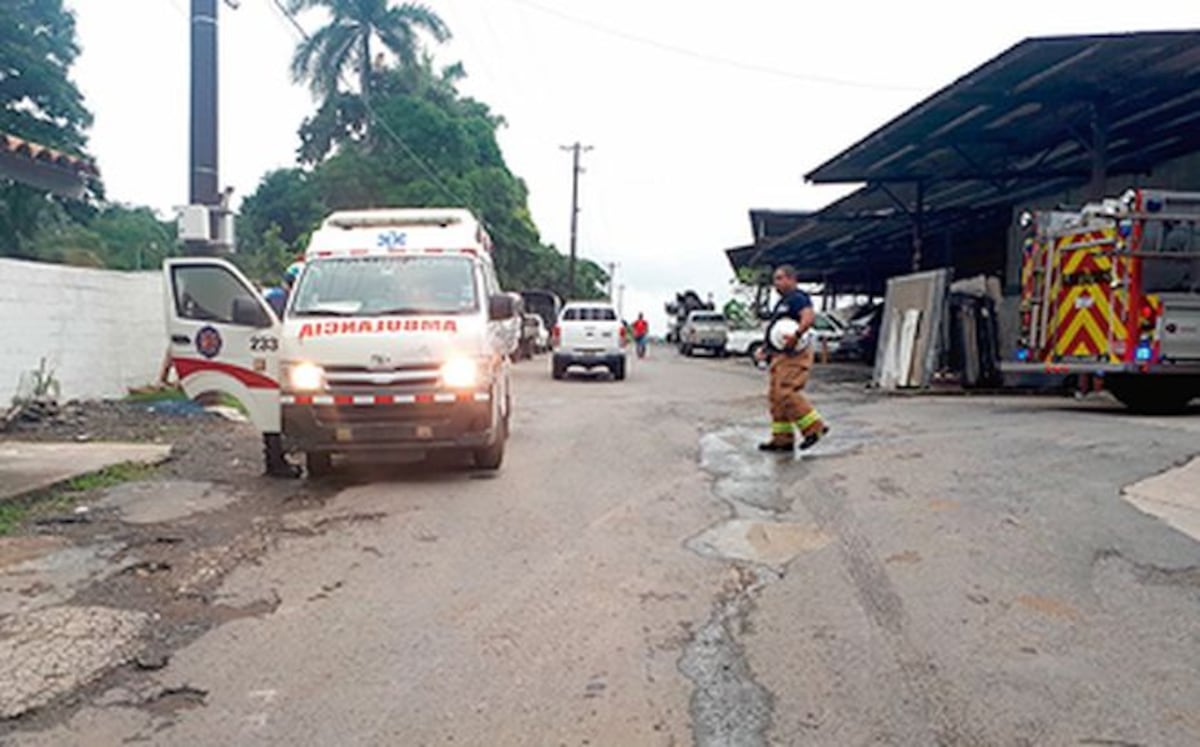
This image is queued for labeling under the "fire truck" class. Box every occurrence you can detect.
[1008,188,1200,412]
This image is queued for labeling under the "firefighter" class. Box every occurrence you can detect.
[756,265,829,452]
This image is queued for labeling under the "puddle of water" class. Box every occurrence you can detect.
[688,519,832,568]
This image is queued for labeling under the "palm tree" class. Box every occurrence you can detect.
[288,0,451,108]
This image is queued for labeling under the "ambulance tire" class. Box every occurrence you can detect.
[306,451,334,479]
[474,418,507,471]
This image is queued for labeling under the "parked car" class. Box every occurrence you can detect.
[725,313,846,358]
[552,302,628,380]
[836,305,884,364]
[679,311,729,357]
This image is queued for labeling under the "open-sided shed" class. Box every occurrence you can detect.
[731,30,1200,295]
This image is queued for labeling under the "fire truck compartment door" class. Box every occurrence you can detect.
[163,258,282,433]
[1159,293,1200,361]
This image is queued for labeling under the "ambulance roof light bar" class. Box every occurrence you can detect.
[323,209,471,231]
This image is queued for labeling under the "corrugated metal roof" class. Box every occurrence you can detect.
[729,31,1200,293]
[807,30,1200,185]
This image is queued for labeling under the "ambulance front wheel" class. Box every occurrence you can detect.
[306,451,334,478]
[474,417,508,471]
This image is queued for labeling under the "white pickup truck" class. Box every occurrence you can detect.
[551,302,628,380]
[725,313,846,358]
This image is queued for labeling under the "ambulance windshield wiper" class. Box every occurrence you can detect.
[377,307,432,316]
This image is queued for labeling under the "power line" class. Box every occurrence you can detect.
[504,0,922,92]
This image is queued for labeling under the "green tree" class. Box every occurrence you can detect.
[0,0,91,151]
[252,24,607,297]
[0,0,96,255]
[288,0,450,110]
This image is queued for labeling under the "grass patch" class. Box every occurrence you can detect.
[0,460,161,536]
[125,385,187,404]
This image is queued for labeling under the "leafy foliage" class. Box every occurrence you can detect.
[241,57,607,297]
[289,0,451,105]
[0,0,103,256]
[0,0,91,152]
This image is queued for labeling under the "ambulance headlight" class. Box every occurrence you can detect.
[440,357,478,389]
[287,362,325,391]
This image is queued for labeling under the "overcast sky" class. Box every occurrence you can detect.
[66,1,1196,328]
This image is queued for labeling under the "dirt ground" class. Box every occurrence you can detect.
[0,399,344,735]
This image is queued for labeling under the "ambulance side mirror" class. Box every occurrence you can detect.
[232,297,272,328]
[489,294,517,321]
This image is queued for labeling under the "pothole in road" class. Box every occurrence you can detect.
[688,519,832,569]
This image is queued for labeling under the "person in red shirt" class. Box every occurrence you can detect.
[632,313,650,358]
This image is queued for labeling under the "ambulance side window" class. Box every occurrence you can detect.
[173,266,262,325]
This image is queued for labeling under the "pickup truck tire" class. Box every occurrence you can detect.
[474,418,507,470]
[1107,375,1200,415]
[682,344,694,357]
[612,359,627,381]
[552,359,567,380]
[747,342,764,360]
[306,451,334,478]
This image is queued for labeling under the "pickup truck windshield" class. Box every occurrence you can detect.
[290,256,479,317]
[691,314,726,323]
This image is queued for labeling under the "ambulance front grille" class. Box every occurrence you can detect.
[323,364,441,388]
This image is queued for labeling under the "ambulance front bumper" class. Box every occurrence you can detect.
[280,389,497,453]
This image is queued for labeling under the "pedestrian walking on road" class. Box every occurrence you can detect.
[632,313,650,359]
[756,265,828,452]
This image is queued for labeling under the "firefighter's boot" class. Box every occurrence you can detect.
[797,410,829,451]
[758,422,796,452]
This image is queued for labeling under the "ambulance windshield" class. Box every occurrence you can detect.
[290,255,479,317]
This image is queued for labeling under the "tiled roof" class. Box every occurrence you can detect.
[0,132,99,177]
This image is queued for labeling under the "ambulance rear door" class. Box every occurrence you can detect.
[163,258,282,433]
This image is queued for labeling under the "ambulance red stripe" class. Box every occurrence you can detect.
[173,357,278,389]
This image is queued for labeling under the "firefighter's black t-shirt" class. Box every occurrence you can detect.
[765,289,813,353]
[772,289,813,322]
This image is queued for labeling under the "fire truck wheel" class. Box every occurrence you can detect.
[1108,376,1198,415]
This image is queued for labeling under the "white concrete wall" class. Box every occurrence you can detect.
[0,258,164,403]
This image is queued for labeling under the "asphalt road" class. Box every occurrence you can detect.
[10,350,1200,746]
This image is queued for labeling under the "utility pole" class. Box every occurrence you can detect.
[560,142,593,298]
[604,261,619,302]
[181,0,236,256]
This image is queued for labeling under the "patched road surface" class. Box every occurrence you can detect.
[4,352,1200,746]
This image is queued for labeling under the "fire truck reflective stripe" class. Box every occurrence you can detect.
[415,394,436,404]
[352,395,377,405]
[473,392,491,402]
[433,393,457,404]
[311,395,336,405]
[281,395,296,404]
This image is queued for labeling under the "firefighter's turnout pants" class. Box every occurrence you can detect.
[768,348,824,444]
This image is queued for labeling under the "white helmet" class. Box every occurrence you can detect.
[769,318,810,351]
[769,318,798,350]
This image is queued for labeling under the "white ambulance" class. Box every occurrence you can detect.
[164,208,516,477]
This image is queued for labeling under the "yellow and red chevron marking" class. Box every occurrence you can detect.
[1051,230,1121,360]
